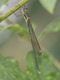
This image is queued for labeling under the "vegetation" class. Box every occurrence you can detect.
[0,0,60,80]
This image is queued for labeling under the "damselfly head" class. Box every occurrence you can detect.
[21,8,28,14]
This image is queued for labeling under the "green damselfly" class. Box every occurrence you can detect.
[21,8,41,72]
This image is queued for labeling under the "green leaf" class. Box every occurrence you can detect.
[8,24,29,38]
[0,55,26,80]
[0,0,9,7]
[39,0,57,14]
[0,24,28,38]
[26,50,60,80]
[39,18,60,42]
[46,18,60,32]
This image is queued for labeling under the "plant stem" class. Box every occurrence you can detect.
[0,0,31,22]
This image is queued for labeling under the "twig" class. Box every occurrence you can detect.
[0,0,31,22]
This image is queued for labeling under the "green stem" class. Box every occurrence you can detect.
[0,0,31,22]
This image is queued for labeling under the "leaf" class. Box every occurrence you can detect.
[39,0,57,14]
[0,0,9,7]
[26,50,60,80]
[0,55,26,80]
[39,18,60,42]
[46,18,60,32]
[8,24,29,38]
[0,24,28,38]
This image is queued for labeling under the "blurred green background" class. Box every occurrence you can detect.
[0,0,60,70]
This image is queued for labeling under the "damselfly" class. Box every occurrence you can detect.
[21,7,41,72]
